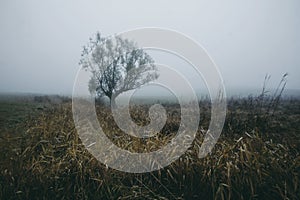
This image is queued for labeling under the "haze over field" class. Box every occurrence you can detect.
[0,0,299,97]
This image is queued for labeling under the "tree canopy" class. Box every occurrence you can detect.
[79,32,158,104]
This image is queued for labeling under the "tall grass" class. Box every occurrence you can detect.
[0,74,299,199]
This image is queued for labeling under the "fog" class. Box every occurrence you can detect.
[0,0,299,96]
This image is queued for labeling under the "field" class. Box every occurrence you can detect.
[0,94,299,199]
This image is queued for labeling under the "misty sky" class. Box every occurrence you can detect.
[0,0,299,95]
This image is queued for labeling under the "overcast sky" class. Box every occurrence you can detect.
[0,0,299,96]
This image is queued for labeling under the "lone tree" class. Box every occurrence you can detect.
[80,32,158,104]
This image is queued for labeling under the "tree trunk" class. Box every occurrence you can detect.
[110,96,117,109]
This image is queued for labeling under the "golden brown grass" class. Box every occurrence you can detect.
[0,98,299,199]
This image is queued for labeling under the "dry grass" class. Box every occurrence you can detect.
[0,97,299,199]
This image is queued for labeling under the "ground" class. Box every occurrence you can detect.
[0,94,299,199]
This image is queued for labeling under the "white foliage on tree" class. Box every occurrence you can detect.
[79,32,159,103]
